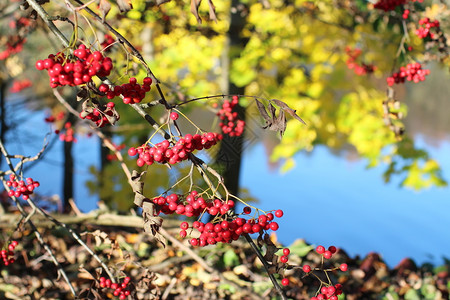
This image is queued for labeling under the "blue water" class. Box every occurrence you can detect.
[4,109,450,268]
[241,139,450,267]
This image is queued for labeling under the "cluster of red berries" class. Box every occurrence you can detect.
[8,16,31,30]
[402,9,410,19]
[35,44,113,88]
[279,247,290,263]
[0,15,32,60]
[187,207,282,247]
[0,40,25,60]
[44,111,65,123]
[302,245,348,272]
[216,96,245,137]
[386,62,430,86]
[106,143,126,161]
[57,122,77,143]
[9,79,32,93]
[6,175,40,201]
[153,191,233,218]
[150,190,283,247]
[128,132,223,166]
[345,47,376,76]
[100,77,152,104]
[101,34,115,52]
[299,245,348,298]
[99,276,131,299]
[79,100,118,127]
[415,18,440,39]
[310,284,344,300]
[1,241,18,266]
[373,0,407,12]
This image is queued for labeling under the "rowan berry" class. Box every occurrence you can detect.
[339,263,348,272]
[303,264,311,273]
[281,278,289,286]
[269,222,279,231]
[316,245,325,254]
[323,250,332,259]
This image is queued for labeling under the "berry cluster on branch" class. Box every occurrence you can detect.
[374,0,407,12]
[216,95,245,137]
[300,245,349,300]
[149,190,283,247]
[6,175,40,201]
[35,44,113,88]
[345,47,376,76]
[101,34,115,52]
[9,79,32,93]
[128,132,223,166]
[386,62,430,86]
[57,122,77,143]
[79,98,119,127]
[99,276,131,299]
[1,241,18,266]
[416,18,440,39]
[100,76,152,104]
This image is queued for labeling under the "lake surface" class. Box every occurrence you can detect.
[241,138,450,267]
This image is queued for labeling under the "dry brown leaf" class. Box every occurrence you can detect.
[131,170,146,207]
[116,0,133,12]
[271,98,306,124]
[255,98,306,137]
[98,0,111,22]
[190,0,202,24]
[207,0,217,22]
[142,201,165,247]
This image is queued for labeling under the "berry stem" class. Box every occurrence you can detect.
[243,234,288,300]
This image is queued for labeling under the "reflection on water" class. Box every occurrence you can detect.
[243,63,450,267]
[405,62,450,146]
[242,140,450,267]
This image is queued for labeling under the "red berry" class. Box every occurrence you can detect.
[323,250,332,259]
[281,278,289,286]
[269,222,279,231]
[339,263,348,272]
[328,246,337,253]
[316,245,325,254]
[283,248,290,256]
[302,264,311,273]
[170,112,179,121]
[280,255,288,263]
[275,209,284,218]
[243,206,251,214]
[128,147,137,156]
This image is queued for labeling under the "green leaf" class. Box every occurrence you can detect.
[404,289,420,300]
[223,249,240,268]
[288,239,314,257]
[218,283,236,293]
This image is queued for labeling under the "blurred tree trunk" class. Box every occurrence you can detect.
[62,96,77,213]
[216,1,249,197]
[99,128,112,204]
